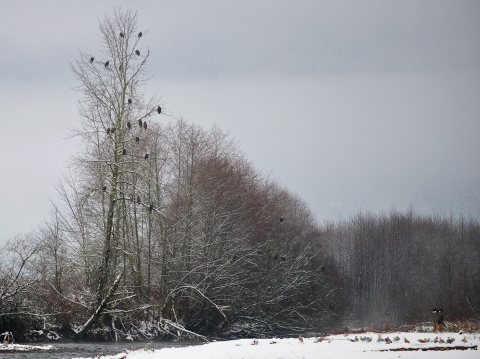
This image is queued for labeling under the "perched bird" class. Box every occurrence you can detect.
[102,186,107,191]
[107,128,111,134]
[437,308,443,313]
[128,98,132,104]
[462,336,468,343]
[404,338,410,344]
[157,105,162,114]
[274,254,278,261]
[145,153,149,160]
[138,119,143,127]
[279,217,283,223]
[446,337,455,344]
[127,121,131,129]
[138,31,142,38]
[90,57,94,63]
[122,149,127,155]
[149,204,153,212]
[434,337,439,343]
[354,336,359,342]
[119,64,123,71]
[137,195,141,204]
[418,338,426,343]
[439,338,445,343]
[143,121,147,130]
[393,336,400,342]
[111,127,115,134]
[135,50,140,56]
[377,335,384,342]
[120,32,125,38]
[135,136,139,143]
[281,256,286,261]
[298,335,303,343]
[385,337,392,344]
[105,60,109,68]
[329,304,334,310]
[321,266,325,271]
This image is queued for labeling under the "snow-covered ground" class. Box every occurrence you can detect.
[0,343,54,351]
[67,332,478,359]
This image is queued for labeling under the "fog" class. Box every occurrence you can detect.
[0,0,479,239]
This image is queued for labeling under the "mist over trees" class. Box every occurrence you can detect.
[1,10,479,341]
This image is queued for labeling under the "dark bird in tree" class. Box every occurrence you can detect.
[105,60,109,68]
[280,217,283,223]
[135,50,140,56]
[119,64,123,71]
[102,186,107,191]
[120,32,124,38]
[111,127,115,134]
[122,149,127,155]
[274,254,278,261]
[438,308,443,313]
[143,121,147,130]
[137,195,141,204]
[144,153,149,160]
[149,204,153,212]
[138,31,142,38]
[282,256,286,261]
[321,265,325,271]
[330,304,335,310]
[106,128,110,134]
[157,106,162,114]
[90,57,94,64]
[128,98,132,104]
[135,136,139,143]
[138,119,143,127]
[127,121,131,129]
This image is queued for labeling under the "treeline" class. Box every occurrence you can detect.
[322,210,480,328]
[0,119,336,340]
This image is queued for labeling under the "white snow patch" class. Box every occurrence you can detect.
[74,332,479,359]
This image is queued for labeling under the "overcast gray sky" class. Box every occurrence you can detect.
[1,0,479,239]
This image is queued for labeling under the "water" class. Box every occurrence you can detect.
[0,341,200,358]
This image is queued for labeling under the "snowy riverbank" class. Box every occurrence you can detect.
[69,332,478,359]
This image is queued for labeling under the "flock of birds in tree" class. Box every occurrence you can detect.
[100,30,157,212]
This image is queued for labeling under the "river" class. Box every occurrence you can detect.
[0,341,200,358]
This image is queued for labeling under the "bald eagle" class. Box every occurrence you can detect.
[102,186,107,191]
[149,204,153,212]
[135,50,140,56]
[137,195,141,204]
[138,31,142,38]
[111,127,115,134]
[157,106,162,114]
[145,153,149,160]
[122,149,127,155]
[107,128,110,134]
[135,136,139,143]
[127,121,131,129]
[138,119,143,127]
[280,217,283,223]
[90,57,94,64]
[128,99,132,104]
[120,32,125,38]
[143,122,147,130]
[105,61,109,68]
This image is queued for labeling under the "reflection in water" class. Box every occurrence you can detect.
[0,341,200,358]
